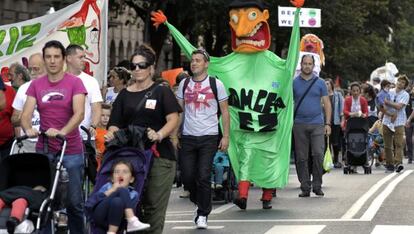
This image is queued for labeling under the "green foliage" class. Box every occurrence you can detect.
[131,0,414,81]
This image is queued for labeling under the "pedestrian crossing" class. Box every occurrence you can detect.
[165,225,414,234]
[264,225,326,234]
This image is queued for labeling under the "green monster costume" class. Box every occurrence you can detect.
[152,0,304,209]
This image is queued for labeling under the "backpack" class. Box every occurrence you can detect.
[182,76,221,116]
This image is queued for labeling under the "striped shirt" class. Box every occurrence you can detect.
[382,89,409,127]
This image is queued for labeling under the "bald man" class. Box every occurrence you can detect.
[11,53,45,151]
[28,53,46,79]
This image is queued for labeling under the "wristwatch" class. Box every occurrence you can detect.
[90,124,97,129]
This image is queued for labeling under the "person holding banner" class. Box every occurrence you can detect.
[21,40,87,234]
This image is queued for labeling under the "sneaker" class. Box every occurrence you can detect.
[215,184,223,190]
[334,162,342,168]
[262,200,272,209]
[196,216,208,229]
[179,190,190,198]
[396,164,404,173]
[312,189,325,197]
[127,217,150,232]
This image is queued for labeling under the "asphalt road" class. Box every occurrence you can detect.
[163,160,414,234]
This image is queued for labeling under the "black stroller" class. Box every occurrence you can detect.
[343,117,372,174]
[0,133,67,233]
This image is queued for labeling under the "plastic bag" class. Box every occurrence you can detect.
[323,140,334,172]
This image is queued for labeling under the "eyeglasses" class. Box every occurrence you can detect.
[130,62,152,70]
[192,49,210,62]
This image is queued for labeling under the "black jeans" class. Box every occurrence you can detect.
[180,135,218,217]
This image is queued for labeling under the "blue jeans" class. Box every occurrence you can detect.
[211,165,225,185]
[93,188,133,228]
[41,152,85,233]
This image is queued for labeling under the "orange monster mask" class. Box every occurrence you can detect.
[229,0,271,53]
[300,34,325,66]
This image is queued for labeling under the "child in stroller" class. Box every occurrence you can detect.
[0,185,47,233]
[368,119,385,167]
[211,151,230,190]
[85,160,150,233]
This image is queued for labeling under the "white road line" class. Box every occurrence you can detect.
[371,225,414,234]
[167,211,194,214]
[341,172,397,219]
[172,226,225,230]
[165,218,366,223]
[211,204,235,214]
[360,170,413,221]
[264,225,326,234]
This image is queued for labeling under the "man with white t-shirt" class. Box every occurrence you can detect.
[11,56,44,152]
[66,44,102,143]
[176,49,230,229]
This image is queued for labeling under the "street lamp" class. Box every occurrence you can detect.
[90,27,99,44]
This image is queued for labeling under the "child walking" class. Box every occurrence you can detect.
[85,160,150,233]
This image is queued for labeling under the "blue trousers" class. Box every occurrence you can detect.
[41,152,85,234]
[93,188,134,228]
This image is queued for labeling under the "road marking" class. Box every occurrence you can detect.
[211,204,235,214]
[360,170,413,221]
[172,226,225,230]
[265,225,326,234]
[166,218,366,223]
[371,225,414,234]
[167,211,194,214]
[341,172,397,219]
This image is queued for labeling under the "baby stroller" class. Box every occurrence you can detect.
[0,133,67,233]
[211,152,237,204]
[343,117,372,174]
[87,126,152,234]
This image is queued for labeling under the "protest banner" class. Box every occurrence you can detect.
[0,0,108,86]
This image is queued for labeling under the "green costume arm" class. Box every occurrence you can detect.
[285,8,301,78]
[165,22,196,59]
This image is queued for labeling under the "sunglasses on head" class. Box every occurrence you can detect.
[192,49,210,62]
[130,62,152,70]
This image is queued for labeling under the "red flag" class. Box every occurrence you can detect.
[335,75,341,88]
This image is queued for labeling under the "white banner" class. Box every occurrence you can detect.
[278,6,321,28]
[0,0,108,86]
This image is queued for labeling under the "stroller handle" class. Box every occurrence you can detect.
[15,135,29,142]
[81,125,92,142]
[38,131,67,142]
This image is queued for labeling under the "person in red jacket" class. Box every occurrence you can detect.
[0,81,16,160]
[343,82,368,125]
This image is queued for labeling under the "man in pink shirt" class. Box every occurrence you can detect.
[21,40,87,233]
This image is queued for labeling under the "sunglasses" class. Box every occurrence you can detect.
[192,49,210,62]
[113,67,130,73]
[130,62,152,70]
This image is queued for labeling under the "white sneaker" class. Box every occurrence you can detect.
[127,217,150,232]
[196,216,208,229]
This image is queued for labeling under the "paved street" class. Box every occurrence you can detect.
[163,160,414,234]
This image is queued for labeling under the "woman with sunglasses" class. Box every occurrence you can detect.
[105,44,181,234]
